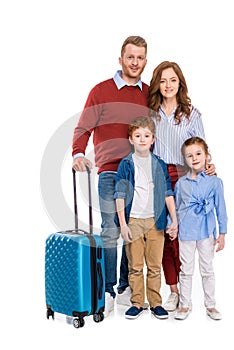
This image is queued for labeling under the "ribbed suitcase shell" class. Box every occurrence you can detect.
[45,231,105,324]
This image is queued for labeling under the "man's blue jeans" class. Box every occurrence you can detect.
[98,171,128,297]
[117,244,129,292]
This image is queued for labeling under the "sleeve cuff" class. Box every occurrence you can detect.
[73,153,85,160]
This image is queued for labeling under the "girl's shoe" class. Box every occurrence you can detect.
[206,308,222,320]
[174,307,191,320]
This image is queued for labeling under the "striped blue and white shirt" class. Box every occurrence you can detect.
[152,105,205,166]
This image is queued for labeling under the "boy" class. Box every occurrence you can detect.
[114,116,178,319]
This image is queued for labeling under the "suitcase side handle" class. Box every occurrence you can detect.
[72,167,93,234]
[97,261,104,299]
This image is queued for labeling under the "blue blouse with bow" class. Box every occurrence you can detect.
[174,171,228,240]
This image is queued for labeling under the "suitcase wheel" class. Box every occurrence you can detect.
[93,312,104,323]
[46,307,54,320]
[73,317,85,328]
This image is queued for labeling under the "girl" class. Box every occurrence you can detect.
[174,137,227,320]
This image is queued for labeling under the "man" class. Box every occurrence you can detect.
[72,36,148,316]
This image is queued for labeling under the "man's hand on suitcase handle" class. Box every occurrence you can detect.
[72,156,93,172]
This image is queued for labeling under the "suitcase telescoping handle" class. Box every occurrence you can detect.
[72,165,93,234]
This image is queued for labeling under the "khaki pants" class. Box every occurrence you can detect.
[126,217,165,308]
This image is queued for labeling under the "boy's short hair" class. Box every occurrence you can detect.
[128,116,155,138]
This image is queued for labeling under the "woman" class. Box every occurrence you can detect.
[148,61,215,311]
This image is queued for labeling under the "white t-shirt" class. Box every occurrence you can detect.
[130,153,154,218]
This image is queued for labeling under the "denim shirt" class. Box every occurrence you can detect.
[114,152,174,230]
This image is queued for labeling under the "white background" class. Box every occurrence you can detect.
[1,0,233,349]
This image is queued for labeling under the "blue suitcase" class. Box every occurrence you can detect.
[45,167,105,328]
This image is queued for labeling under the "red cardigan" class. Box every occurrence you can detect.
[72,78,149,173]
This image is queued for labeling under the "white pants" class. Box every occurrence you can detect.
[179,235,216,309]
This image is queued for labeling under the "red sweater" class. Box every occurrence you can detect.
[72,78,149,173]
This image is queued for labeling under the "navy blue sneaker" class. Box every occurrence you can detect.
[125,306,144,319]
[151,306,169,319]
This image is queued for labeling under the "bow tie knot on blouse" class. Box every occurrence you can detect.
[191,199,213,215]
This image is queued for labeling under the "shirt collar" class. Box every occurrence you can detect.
[159,105,177,117]
[185,170,207,181]
[113,70,142,90]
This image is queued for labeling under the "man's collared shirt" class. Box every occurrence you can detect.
[113,70,142,90]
